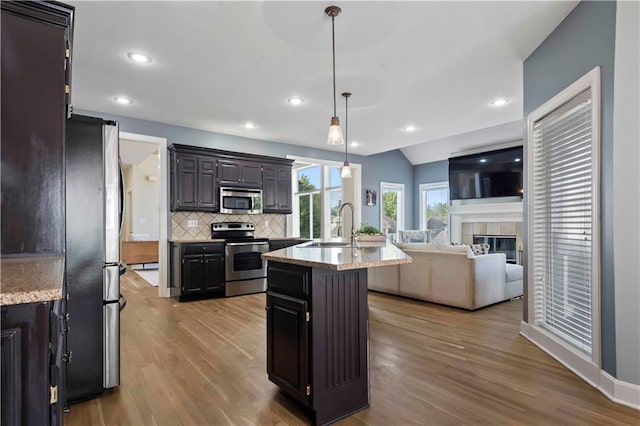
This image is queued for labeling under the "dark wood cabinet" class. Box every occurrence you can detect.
[266,292,309,405]
[1,1,73,256]
[218,159,262,188]
[266,262,369,425]
[263,165,292,213]
[169,242,225,300]
[1,301,66,426]
[168,144,293,213]
[170,150,218,211]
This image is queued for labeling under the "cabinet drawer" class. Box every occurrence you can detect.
[267,262,310,299]
[182,243,224,255]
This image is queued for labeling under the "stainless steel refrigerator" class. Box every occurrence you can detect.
[65,114,125,404]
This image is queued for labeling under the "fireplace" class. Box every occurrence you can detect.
[473,235,517,264]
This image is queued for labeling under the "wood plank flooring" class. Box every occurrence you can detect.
[65,271,639,425]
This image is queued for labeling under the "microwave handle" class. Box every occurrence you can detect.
[226,241,269,247]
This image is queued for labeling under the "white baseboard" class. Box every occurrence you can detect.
[520,321,640,410]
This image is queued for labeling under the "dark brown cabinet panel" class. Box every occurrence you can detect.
[266,262,370,425]
[1,1,73,256]
[263,165,292,213]
[1,301,64,426]
[266,292,309,405]
[170,242,225,301]
[204,253,224,291]
[198,157,217,209]
[218,159,262,187]
[182,254,205,293]
[170,150,218,211]
[175,154,198,209]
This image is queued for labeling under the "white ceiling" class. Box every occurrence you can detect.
[69,1,578,161]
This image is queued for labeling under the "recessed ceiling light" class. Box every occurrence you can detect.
[288,97,304,106]
[127,52,152,64]
[479,158,487,163]
[114,96,133,105]
[403,125,416,132]
[515,158,521,162]
[490,98,509,107]
[243,121,256,129]
[350,141,359,147]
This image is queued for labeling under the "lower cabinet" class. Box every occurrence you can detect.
[266,262,369,425]
[1,300,65,426]
[170,242,225,300]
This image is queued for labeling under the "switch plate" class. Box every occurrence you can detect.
[187,220,198,228]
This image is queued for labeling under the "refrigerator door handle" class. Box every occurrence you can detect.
[103,302,120,389]
[103,265,120,302]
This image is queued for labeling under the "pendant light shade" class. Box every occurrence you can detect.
[326,6,344,145]
[341,92,352,178]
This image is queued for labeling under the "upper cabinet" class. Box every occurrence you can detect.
[218,159,263,188]
[1,1,74,256]
[169,145,293,213]
[263,165,292,214]
[170,150,218,212]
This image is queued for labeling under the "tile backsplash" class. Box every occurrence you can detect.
[171,212,287,240]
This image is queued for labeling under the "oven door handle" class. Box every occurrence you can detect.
[226,241,269,247]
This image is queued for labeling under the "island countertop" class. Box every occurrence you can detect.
[262,241,412,271]
[1,255,65,306]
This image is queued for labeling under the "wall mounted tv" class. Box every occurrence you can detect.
[449,146,523,200]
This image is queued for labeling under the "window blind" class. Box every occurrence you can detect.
[531,88,594,354]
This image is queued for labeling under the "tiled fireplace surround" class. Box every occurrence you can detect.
[171,212,286,240]
[449,200,524,263]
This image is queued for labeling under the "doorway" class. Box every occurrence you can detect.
[119,132,169,297]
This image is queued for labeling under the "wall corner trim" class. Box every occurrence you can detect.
[520,321,640,410]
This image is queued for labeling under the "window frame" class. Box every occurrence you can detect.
[525,66,601,369]
[419,181,449,232]
[379,181,405,239]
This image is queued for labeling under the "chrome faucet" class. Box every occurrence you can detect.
[338,202,356,247]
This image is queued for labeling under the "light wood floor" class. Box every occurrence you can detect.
[65,271,639,425]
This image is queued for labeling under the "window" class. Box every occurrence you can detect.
[419,182,449,243]
[294,164,343,239]
[527,67,600,363]
[380,182,404,240]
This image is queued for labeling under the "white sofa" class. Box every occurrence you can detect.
[368,243,523,310]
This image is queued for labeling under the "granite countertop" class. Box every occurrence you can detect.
[262,241,412,271]
[1,255,65,306]
[266,237,310,241]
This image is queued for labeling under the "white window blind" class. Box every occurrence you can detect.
[531,88,595,354]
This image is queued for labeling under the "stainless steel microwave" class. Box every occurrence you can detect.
[219,187,263,214]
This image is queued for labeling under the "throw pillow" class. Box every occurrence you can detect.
[470,243,490,255]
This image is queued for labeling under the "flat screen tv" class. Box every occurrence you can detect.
[449,146,523,200]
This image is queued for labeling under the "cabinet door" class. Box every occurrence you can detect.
[240,161,262,187]
[263,165,277,211]
[203,253,224,292]
[176,154,198,209]
[182,255,204,293]
[276,166,292,212]
[266,292,309,405]
[198,157,217,210]
[218,160,241,186]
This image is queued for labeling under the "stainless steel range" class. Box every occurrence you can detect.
[211,222,269,297]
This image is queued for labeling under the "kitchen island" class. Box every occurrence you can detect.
[262,241,411,425]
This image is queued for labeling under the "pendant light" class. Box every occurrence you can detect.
[341,92,352,178]
[325,5,344,145]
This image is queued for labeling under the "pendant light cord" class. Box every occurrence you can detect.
[332,15,337,118]
[345,95,348,160]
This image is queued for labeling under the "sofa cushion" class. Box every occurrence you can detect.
[505,263,523,282]
[398,230,430,243]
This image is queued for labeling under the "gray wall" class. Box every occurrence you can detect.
[412,160,448,229]
[522,1,617,376]
[75,109,413,231]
